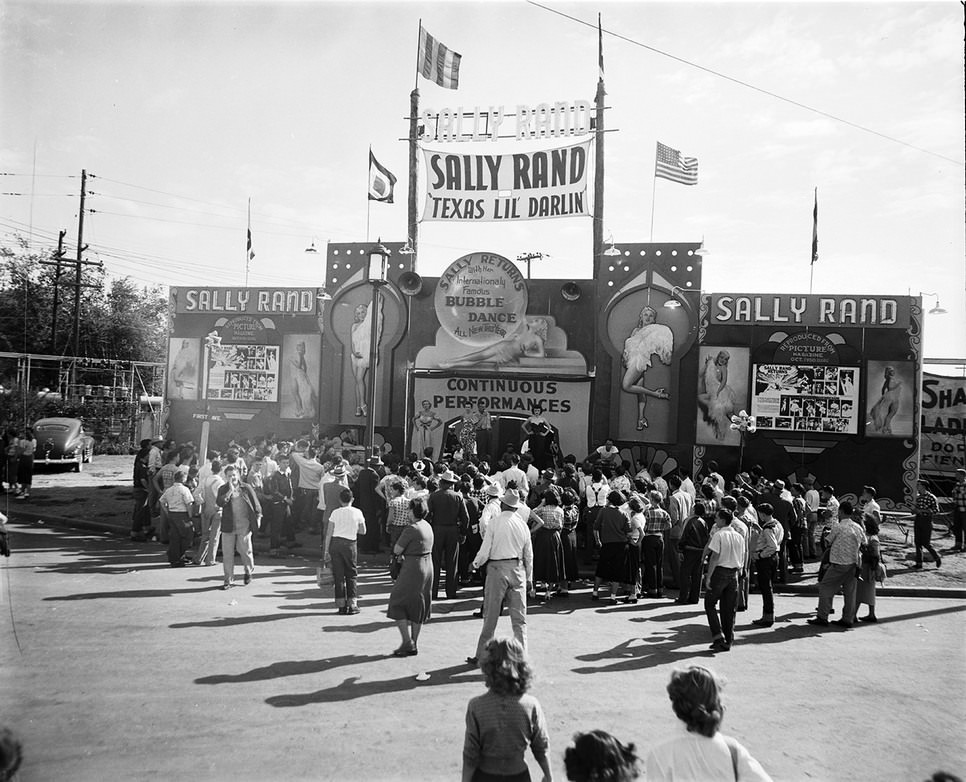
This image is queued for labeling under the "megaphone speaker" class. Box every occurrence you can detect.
[398,270,424,296]
[561,282,581,301]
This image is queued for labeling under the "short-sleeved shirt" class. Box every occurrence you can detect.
[709,525,746,569]
[329,505,366,540]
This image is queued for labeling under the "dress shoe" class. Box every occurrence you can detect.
[346,606,360,615]
[831,619,853,629]
[220,582,231,591]
[709,640,731,652]
[337,606,348,615]
[243,573,252,585]
[392,645,418,657]
[807,617,829,627]
[857,614,878,623]
[465,656,479,666]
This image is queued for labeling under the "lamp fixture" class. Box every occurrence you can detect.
[603,233,621,257]
[694,236,709,257]
[316,288,332,301]
[920,291,947,315]
[366,239,391,283]
[398,240,415,255]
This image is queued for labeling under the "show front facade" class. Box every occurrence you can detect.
[164,251,926,511]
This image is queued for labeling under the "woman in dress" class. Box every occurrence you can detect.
[592,490,632,603]
[529,488,566,602]
[559,488,580,593]
[857,516,881,623]
[412,400,443,456]
[621,306,673,431]
[440,317,548,369]
[462,637,552,782]
[645,666,772,781]
[290,340,318,419]
[697,350,738,440]
[868,365,903,434]
[386,497,434,656]
[457,405,481,457]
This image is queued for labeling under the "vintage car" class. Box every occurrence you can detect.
[33,417,95,471]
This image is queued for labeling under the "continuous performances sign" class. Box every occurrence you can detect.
[421,141,591,222]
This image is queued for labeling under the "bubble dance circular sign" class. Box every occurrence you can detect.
[435,252,528,346]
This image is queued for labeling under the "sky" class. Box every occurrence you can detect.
[1,0,964,362]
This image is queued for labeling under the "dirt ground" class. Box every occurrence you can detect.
[5,455,965,589]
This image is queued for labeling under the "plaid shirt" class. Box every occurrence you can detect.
[387,495,412,527]
[643,507,671,536]
[915,490,940,515]
[953,480,966,512]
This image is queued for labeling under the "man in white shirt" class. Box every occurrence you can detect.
[666,475,694,589]
[678,469,697,501]
[160,472,195,568]
[289,442,324,531]
[751,503,784,627]
[467,489,534,665]
[497,453,530,498]
[322,487,366,615]
[704,508,747,653]
[803,477,821,559]
[195,460,226,566]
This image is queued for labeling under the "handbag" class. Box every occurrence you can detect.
[875,561,888,582]
[389,554,403,580]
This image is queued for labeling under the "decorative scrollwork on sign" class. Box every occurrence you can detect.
[693,445,706,480]
[907,301,922,361]
[698,293,710,344]
[899,446,918,509]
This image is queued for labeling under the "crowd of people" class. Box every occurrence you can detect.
[0,427,37,500]
[125,428,958,654]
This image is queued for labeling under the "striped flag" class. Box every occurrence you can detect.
[655,142,698,186]
[811,187,819,265]
[368,149,397,203]
[418,24,461,90]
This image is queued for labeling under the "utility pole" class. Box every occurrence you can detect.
[50,230,66,352]
[73,169,87,360]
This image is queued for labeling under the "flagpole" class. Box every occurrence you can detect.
[245,197,251,286]
[408,21,422,267]
[592,12,605,279]
[809,186,818,294]
[366,147,372,242]
[650,169,658,241]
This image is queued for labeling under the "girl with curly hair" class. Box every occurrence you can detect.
[645,666,772,781]
[564,730,640,781]
[462,638,552,782]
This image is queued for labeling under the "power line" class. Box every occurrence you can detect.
[527,0,964,166]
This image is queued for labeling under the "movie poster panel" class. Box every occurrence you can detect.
[696,347,750,446]
[279,334,320,420]
[752,363,860,434]
[167,337,200,401]
[920,372,966,476]
[205,343,280,403]
[865,360,915,438]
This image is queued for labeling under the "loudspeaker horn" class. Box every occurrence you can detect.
[561,281,581,301]
[398,270,424,296]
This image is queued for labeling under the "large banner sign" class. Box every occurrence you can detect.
[421,141,591,222]
[710,294,910,328]
[921,372,966,476]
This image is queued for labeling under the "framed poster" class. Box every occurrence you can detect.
[865,360,915,438]
[167,337,200,401]
[752,364,860,434]
[696,346,750,446]
[280,334,320,419]
[206,343,280,402]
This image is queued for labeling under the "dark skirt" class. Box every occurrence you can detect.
[596,541,629,582]
[387,553,433,623]
[560,528,579,582]
[532,528,564,583]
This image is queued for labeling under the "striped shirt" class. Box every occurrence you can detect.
[463,691,548,776]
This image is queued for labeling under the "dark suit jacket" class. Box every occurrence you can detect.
[216,481,262,533]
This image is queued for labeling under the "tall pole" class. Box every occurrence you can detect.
[592,14,605,279]
[408,87,420,266]
[50,229,66,352]
[365,283,381,460]
[72,170,87,362]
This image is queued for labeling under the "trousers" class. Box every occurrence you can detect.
[705,566,738,645]
[641,536,665,595]
[432,525,461,599]
[330,537,358,608]
[475,559,527,659]
[817,562,858,623]
[221,524,254,584]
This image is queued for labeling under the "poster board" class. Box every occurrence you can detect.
[751,363,860,434]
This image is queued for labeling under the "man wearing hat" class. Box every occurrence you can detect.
[466,488,534,665]
[913,478,942,569]
[319,460,350,547]
[427,469,470,600]
[356,455,386,554]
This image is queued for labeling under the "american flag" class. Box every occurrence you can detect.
[418,24,461,90]
[655,142,698,186]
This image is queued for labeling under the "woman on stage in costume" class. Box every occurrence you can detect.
[697,350,738,440]
[868,365,902,434]
[621,306,673,431]
[412,400,443,456]
[438,318,548,369]
[456,405,480,457]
